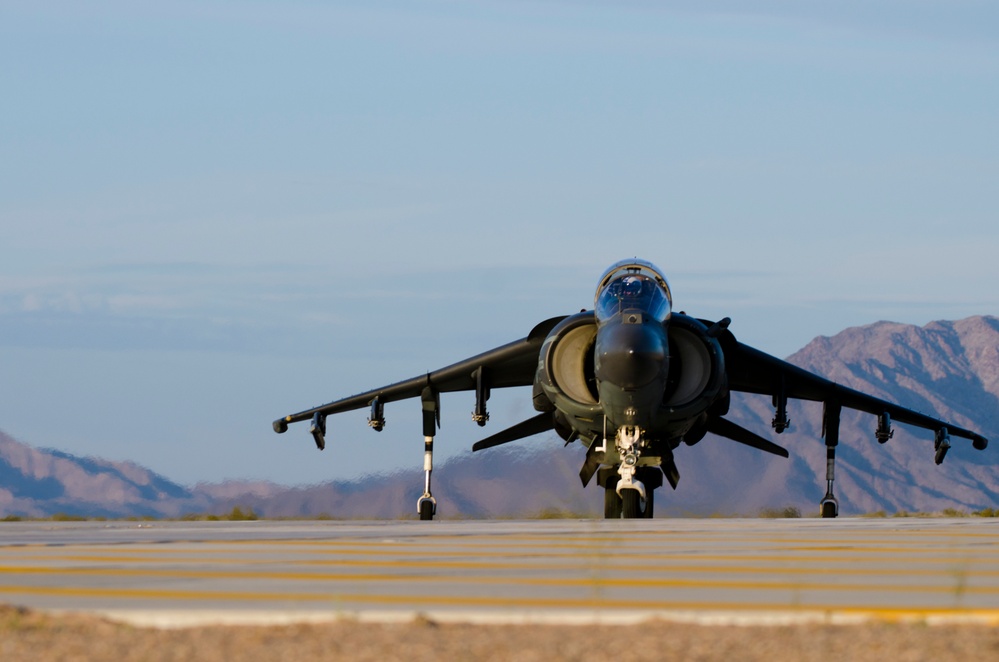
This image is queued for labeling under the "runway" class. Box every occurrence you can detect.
[1,518,998,628]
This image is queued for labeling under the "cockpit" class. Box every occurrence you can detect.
[594,259,672,323]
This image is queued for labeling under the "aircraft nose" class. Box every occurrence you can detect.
[595,320,668,390]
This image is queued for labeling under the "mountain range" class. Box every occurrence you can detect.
[2,315,997,519]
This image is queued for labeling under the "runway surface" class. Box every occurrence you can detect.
[1,518,998,627]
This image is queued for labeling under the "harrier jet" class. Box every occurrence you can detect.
[273,259,988,519]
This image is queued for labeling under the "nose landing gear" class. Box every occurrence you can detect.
[598,427,662,518]
[601,468,658,518]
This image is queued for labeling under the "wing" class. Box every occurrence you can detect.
[272,316,566,433]
[714,325,988,450]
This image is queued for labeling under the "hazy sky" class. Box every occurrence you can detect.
[2,1,997,486]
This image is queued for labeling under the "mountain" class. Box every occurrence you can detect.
[746,314,999,515]
[2,315,998,518]
[0,430,208,518]
[204,447,604,520]
[655,314,999,516]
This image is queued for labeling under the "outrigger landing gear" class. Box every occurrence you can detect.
[417,387,439,521]
[820,402,841,518]
[820,445,839,519]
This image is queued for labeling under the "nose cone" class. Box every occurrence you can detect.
[595,321,668,390]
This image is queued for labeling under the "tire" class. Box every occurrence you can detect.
[604,486,622,519]
[821,500,837,519]
[621,489,642,518]
[419,500,434,521]
[643,488,654,519]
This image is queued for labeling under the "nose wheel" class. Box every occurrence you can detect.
[603,484,654,518]
[599,428,659,519]
[621,487,653,518]
[601,467,656,518]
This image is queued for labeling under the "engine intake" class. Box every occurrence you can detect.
[662,315,726,413]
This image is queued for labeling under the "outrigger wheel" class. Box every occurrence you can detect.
[820,496,839,519]
[418,497,436,521]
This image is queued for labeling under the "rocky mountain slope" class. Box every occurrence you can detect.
[661,316,999,516]
[0,430,206,518]
[2,316,998,519]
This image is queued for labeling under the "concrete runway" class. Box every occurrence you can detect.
[1,518,998,627]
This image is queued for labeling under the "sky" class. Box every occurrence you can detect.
[2,1,998,486]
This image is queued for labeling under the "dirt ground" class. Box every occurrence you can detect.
[2,606,998,662]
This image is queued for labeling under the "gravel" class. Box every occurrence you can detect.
[3,606,999,662]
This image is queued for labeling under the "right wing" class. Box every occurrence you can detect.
[272,316,566,434]
[715,326,988,452]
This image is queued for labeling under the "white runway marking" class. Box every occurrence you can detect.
[1,518,998,627]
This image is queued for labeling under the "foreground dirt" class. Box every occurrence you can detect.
[2,606,998,661]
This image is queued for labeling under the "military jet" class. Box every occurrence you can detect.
[273,259,989,519]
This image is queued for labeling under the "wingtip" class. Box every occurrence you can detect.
[973,435,988,451]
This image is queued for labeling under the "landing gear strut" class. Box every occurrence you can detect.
[820,402,841,518]
[417,387,439,521]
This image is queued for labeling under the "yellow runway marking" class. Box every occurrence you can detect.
[2,553,999,577]
[4,553,999,578]
[3,519,998,626]
[0,564,996,597]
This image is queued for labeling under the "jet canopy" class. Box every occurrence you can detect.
[594,259,672,322]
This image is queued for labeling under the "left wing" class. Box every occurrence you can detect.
[714,325,988,454]
[272,316,566,435]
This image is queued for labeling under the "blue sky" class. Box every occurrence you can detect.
[2,1,997,486]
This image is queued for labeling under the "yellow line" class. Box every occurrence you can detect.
[4,556,996,580]
[6,536,999,556]
[16,536,994,557]
[170,538,999,553]
[3,526,996,550]
[0,565,996,595]
[293,558,999,578]
[4,549,996,570]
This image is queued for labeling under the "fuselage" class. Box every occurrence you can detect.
[593,262,672,432]
[534,259,729,460]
